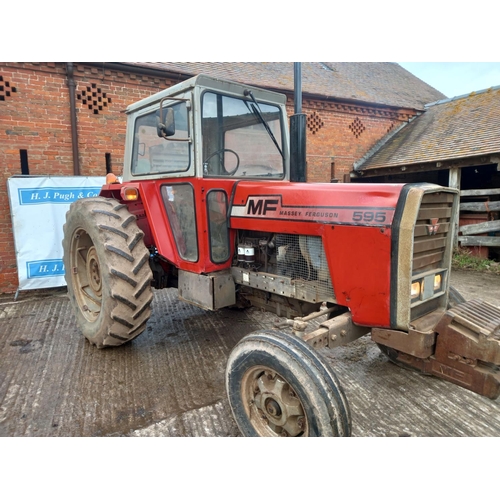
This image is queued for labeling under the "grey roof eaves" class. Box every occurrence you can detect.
[424,84,500,108]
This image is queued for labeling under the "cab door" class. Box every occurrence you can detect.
[158,179,233,273]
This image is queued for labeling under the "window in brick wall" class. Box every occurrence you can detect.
[349,117,366,138]
[307,111,324,134]
[0,75,18,101]
[20,150,29,175]
[76,82,112,115]
[105,152,112,174]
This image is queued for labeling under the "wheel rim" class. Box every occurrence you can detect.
[70,228,102,322]
[241,365,308,436]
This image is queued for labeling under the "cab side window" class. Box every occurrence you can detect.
[161,184,198,262]
[132,102,190,176]
[207,190,229,263]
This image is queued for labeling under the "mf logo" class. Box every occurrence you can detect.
[246,196,280,216]
[426,218,440,236]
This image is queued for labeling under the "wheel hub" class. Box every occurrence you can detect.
[244,367,308,437]
[86,247,102,295]
[70,229,102,322]
[265,398,282,417]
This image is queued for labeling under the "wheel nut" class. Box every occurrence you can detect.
[297,417,304,429]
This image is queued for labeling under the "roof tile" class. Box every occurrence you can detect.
[121,62,445,110]
[356,86,500,170]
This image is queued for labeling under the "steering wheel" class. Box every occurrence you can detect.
[203,149,240,175]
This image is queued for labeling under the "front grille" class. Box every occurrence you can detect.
[410,191,455,321]
[412,192,455,275]
[392,186,458,330]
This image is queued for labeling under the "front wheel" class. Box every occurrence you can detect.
[226,330,351,437]
[62,197,153,348]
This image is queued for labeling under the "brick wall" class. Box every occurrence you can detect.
[285,98,416,183]
[0,62,179,293]
[0,62,417,293]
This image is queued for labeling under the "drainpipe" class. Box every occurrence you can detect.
[66,62,80,176]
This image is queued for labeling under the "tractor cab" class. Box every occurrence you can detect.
[111,75,291,278]
[123,74,289,182]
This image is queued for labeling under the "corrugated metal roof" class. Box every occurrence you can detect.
[120,62,446,110]
[355,86,500,171]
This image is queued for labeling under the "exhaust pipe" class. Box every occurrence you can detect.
[290,62,307,183]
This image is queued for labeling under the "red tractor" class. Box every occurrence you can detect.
[62,68,500,437]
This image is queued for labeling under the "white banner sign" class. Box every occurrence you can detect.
[7,176,107,291]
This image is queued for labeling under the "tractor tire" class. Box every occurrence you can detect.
[375,343,421,372]
[62,196,153,348]
[226,329,351,437]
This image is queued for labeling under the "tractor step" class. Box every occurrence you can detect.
[379,300,500,399]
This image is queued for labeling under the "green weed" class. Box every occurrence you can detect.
[452,247,500,274]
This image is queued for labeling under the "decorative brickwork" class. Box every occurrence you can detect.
[77,83,112,114]
[307,111,324,134]
[0,75,17,101]
[349,117,366,139]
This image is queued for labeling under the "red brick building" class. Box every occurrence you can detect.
[0,62,445,293]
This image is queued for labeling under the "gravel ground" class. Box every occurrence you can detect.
[449,268,500,303]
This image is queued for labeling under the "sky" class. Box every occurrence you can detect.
[397,62,500,99]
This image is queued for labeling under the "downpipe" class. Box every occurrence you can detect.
[66,62,81,176]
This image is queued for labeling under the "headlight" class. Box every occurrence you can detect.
[411,281,421,300]
[411,271,445,303]
[434,274,442,291]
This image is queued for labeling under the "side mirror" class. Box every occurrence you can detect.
[157,107,175,138]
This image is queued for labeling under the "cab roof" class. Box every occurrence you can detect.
[125,74,287,114]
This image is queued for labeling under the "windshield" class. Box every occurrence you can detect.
[131,101,190,176]
[201,92,284,178]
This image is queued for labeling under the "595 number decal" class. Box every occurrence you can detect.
[352,211,387,223]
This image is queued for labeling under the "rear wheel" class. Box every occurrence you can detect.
[62,197,153,348]
[226,330,351,437]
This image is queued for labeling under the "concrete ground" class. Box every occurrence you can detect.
[1,269,499,437]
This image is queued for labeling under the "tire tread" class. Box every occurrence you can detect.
[62,196,153,348]
[226,329,351,437]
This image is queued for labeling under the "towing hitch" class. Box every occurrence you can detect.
[374,300,500,399]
